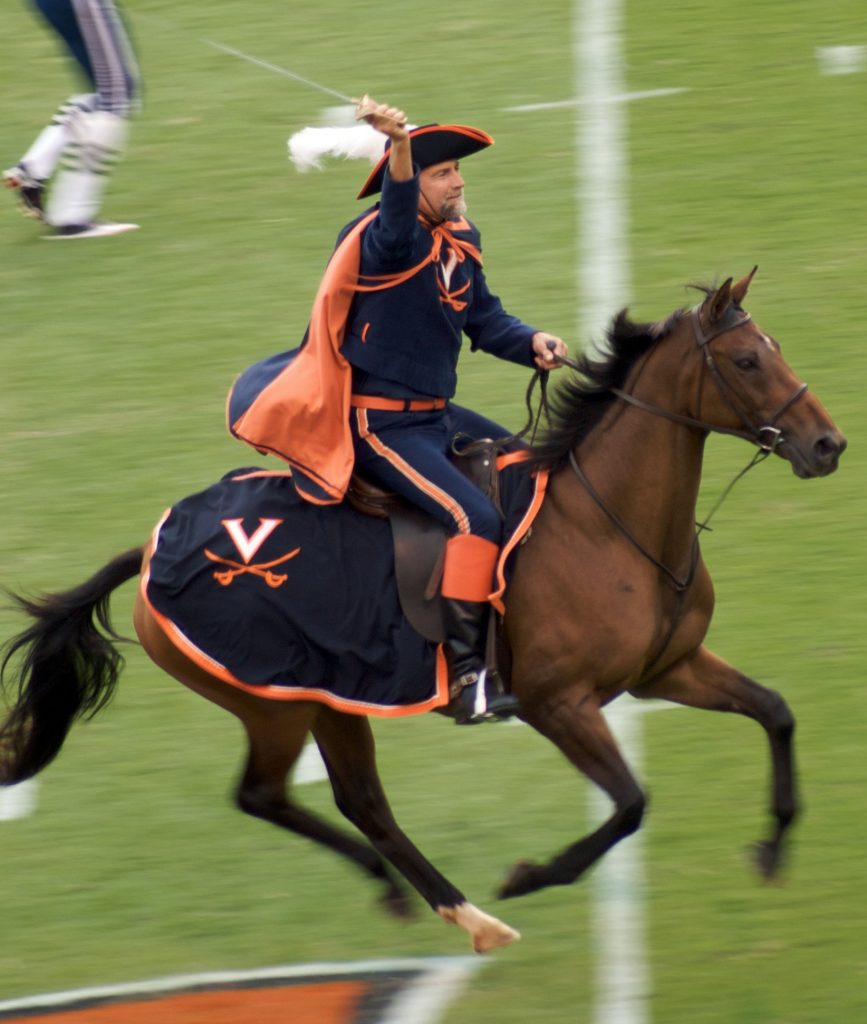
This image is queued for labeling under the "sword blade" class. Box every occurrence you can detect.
[205,40,355,104]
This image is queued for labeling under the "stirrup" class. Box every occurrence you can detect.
[453,668,520,725]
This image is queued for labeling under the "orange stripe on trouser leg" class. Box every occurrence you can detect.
[441,535,499,602]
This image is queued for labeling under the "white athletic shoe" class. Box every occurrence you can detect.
[43,222,140,239]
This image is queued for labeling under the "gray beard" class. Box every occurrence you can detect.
[441,196,467,220]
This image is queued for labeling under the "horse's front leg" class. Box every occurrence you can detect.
[313,709,520,953]
[499,688,646,899]
[631,644,797,878]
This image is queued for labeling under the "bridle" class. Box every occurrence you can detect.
[555,301,809,594]
[608,303,809,456]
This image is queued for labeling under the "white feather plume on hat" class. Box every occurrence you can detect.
[287,122,416,173]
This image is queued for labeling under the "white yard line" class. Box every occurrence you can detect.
[593,704,650,1024]
[377,956,484,1024]
[576,1,648,1021]
[506,87,686,113]
[576,0,632,346]
[815,45,866,75]
[293,739,329,784]
[0,780,39,821]
[507,5,684,1015]
[0,742,325,823]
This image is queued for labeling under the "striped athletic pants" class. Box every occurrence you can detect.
[32,0,139,115]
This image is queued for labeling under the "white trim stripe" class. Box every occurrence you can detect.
[71,0,137,115]
[356,410,472,534]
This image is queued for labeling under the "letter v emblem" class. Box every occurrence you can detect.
[221,518,283,563]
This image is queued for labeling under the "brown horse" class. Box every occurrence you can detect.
[0,271,846,953]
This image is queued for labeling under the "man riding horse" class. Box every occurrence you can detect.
[230,97,569,724]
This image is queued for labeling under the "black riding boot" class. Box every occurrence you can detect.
[444,597,521,725]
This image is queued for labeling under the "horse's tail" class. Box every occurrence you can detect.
[0,547,144,785]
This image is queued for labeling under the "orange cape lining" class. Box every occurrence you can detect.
[229,213,482,504]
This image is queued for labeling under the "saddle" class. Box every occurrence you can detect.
[345,438,504,644]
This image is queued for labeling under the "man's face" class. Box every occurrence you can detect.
[419,160,466,222]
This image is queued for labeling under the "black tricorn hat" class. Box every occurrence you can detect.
[357,123,494,199]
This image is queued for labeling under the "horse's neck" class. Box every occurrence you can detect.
[564,401,706,562]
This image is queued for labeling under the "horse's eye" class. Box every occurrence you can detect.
[735,356,758,371]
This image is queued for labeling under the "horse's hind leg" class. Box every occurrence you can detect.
[499,689,646,900]
[135,599,411,916]
[237,703,412,916]
[313,708,521,953]
[631,644,797,878]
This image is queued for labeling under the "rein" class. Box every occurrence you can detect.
[528,304,809,592]
[566,449,703,591]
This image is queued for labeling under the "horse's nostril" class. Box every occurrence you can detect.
[815,434,845,462]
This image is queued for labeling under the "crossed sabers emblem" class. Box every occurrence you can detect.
[204,518,300,588]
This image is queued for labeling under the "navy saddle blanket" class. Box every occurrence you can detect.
[144,465,539,716]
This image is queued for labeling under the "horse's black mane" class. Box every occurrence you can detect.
[528,306,687,470]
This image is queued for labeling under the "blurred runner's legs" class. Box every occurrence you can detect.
[4,0,140,237]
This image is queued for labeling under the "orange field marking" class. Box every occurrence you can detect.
[2,981,365,1024]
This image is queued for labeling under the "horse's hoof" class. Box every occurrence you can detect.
[498,859,541,900]
[750,840,783,880]
[381,885,416,920]
[437,902,521,953]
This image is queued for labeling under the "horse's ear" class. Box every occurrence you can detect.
[731,265,758,306]
[708,277,733,323]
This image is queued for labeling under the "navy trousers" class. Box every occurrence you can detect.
[350,403,512,543]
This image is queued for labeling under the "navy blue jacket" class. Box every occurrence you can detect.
[339,169,538,398]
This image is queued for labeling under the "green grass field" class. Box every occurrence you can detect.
[2,1,866,1021]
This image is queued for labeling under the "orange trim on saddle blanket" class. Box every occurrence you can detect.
[496,450,534,470]
[490,461,550,615]
[441,534,499,602]
[229,213,481,505]
[141,517,450,716]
